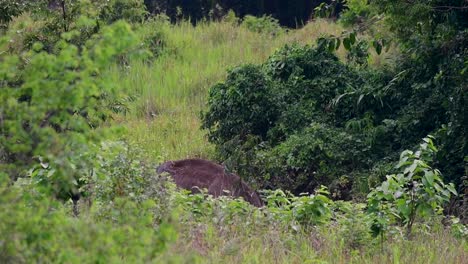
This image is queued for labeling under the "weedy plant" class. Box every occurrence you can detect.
[263,186,333,230]
[367,136,458,238]
[333,201,374,250]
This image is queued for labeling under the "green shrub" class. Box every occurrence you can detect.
[0,21,141,199]
[202,44,362,147]
[202,44,385,197]
[367,136,457,237]
[241,15,283,36]
[260,123,368,196]
[203,26,465,199]
[1,1,99,53]
[339,0,376,27]
[0,0,44,27]
[263,186,333,229]
[202,64,278,144]
[138,17,169,59]
[99,0,148,24]
[223,9,240,25]
[89,141,175,221]
[0,13,49,55]
[265,45,356,137]
[1,0,151,55]
[0,174,177,263]
[369,0,468,190]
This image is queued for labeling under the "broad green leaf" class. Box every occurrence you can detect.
[417,203,433,217]
[433,183,443,192]
[404,162,418,175]
[423,171,435,186]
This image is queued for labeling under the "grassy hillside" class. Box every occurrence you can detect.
[111,19,346,161]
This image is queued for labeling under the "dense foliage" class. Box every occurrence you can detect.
[203,0,467,201]
[0,21,144,199]
[370,0,468,188]
[202,44,391,197]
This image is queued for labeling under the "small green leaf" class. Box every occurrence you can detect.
[328,40,335,52]
[373,40,382,55]
[349,32,356,45]
[343,38,351,50]
[447,184,458,196]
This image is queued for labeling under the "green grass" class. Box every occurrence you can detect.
[157,221,467,263]
[108,19,346,161]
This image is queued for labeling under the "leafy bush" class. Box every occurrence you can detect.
[223,9,240,25]
[89,141,175,221]
[263,187,333,228]
[99,0,148,24]
[203,44,390,197]
[0,173,177,263]
[203,20,465,199]
[241,15,283,36]
[175,186,333,230]
[0,0,43,27]
[0,13,49,55]
[260,123,368,196]
[203,44,361,145]
[369,0,468,190]
[1,0,152,55]
[339,0,377,26]
[203,64,277,144]
[448,216,468,239]
[0,1,99,53]
[367,136,457,237]
[138,17,169,59]
[0,21,142,199]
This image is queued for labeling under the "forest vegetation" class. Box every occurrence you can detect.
[0,0,466,263]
